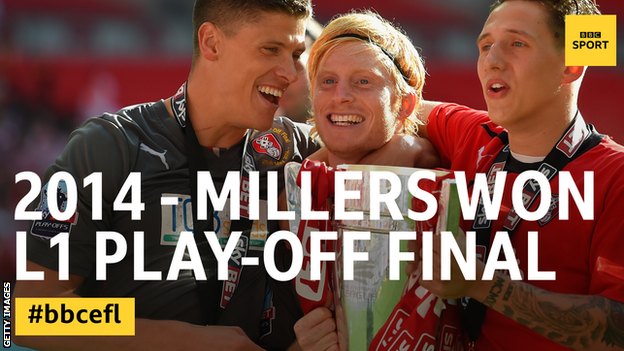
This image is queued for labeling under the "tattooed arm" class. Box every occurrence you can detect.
[470,271,624,350]
[417,231,624,350]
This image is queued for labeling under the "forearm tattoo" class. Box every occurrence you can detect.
[502,283,514,302]
[604,300,624,348]
[482,275,506,308]
[497,281,624,349]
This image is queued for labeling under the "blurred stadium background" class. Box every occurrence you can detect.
[1,0,622,291]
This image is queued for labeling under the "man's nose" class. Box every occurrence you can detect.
[333,80,354,103]
[483,42,506,70]
[276,57,299,85]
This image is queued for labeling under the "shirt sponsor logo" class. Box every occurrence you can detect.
[260,283,275,338]
[160,195,268,250]
[220,235,249,308]
[539,194,559,227]
[160,194,193,246]
[556,121,586,158]
[172,84,187,127]
[214,199,269,251]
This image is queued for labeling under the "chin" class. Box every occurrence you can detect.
[484,106,503,125]
[255,114,278,131]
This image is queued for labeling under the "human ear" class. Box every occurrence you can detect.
[562,65,585,84]
[197,22,221,61]
[398,92,417,120]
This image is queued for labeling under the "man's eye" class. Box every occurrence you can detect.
[513,41,524,47]
[324,78,335,84]
[359,79,369,84]
[482,44,491,51]
[265,47,278,53]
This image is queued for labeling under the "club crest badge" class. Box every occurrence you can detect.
[252,133,282,160]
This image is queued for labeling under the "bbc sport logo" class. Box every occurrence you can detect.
[580,31,601,38]
[573,31,609,50]
[566,15,617,66]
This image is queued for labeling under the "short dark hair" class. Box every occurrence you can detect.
[192,0,312,59]
[490,0,601,51]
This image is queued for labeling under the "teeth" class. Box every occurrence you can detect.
[258,86,283,98]
[329,114,364,126]
[491,83,504,89]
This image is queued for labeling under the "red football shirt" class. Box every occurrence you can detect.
[427,103,624,350]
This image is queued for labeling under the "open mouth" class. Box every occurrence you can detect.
[258,86,283,106]
[328,114,364,126]
[490,83,507,93]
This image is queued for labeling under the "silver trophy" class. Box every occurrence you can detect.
[286,163,449,350]
[333,164,415,351]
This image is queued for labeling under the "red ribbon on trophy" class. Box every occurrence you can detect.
[369,172,464,351]
[293,159,336,314]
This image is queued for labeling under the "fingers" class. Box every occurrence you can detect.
[405,240,421,276]
[306,328,339,351]
[407,239,419,254]
[294,307,338,351]
[418,230,479,300]
[294,307,333,333]
[315,333,340,351]
[323,289,334,309]
[405,261,418,276]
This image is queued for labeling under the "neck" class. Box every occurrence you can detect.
[507,118,574,157]
[185,75,248,148]
[327,151,366,168]
[506,99,578,157]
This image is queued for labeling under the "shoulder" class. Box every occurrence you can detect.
[273,116,312,134]
[58,101,175,175]
[77,101,162,134]
[418,101,488,121]
[271,117,318,147]
[430,102,489,121]
[568,134,624,205]
[248,117,319,163]
[100,101,172,135]
[426,102,501,140]
[580,135,624,171]
[77,100,180,150]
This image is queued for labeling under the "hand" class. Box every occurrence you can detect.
[293,293,338,351]
[418,229,486,300]
[405,238,421,277]
[360,133,440,168]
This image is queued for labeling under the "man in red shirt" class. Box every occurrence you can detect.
[415,1,624,350]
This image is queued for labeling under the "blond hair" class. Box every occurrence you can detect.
[307,11,425,137]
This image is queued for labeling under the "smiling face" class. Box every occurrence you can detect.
[213,12,306,131]
[312,41,401,162]
[477,1,567,133]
